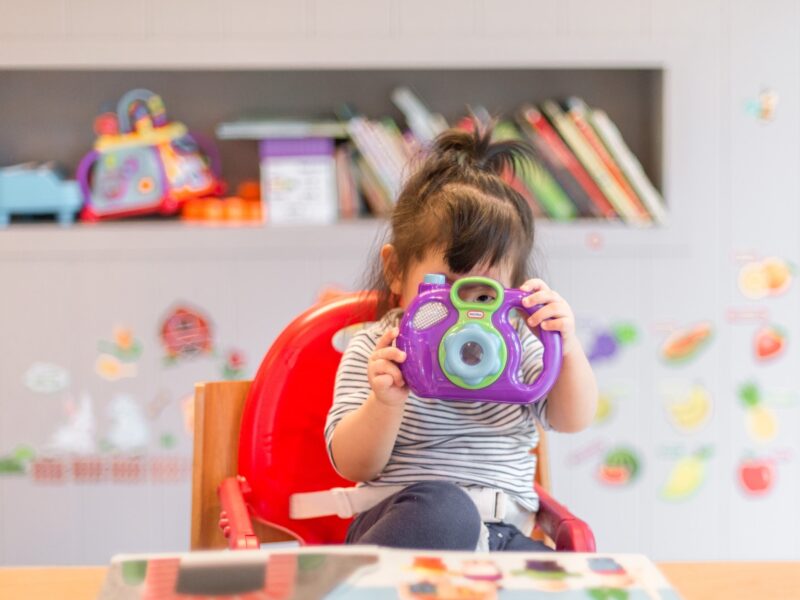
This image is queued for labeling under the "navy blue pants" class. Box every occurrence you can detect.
[345,481,552,551]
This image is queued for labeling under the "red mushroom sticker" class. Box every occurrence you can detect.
[160,305,213,363]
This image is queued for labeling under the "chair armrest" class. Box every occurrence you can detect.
[534,482,596,552]
[218,476,260,550]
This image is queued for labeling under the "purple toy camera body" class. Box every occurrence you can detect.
[396,275,562,404]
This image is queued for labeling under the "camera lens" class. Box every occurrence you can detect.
[460,341,484,366]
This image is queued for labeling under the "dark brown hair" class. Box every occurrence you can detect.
[366,120,537,316]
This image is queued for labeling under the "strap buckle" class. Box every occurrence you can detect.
[330,487,355,519]
[492,489,507,521]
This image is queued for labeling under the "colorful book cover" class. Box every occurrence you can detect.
[565,98,656,223]
[588,109,668,225]
[259,138,338,225]
[519,106,618,220]
[99,547,683,600]
[540,100,649,225]
[492,121,577,221]
[515,110,600,219]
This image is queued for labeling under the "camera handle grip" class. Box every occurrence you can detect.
[504,293,563,403]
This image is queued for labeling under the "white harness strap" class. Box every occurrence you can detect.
[290,484,527,526]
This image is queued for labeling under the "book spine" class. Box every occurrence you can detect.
[334,145,356,220]
[391,86,448,143]
[517,110,599,219]
[521,106,618,220]
[346,118,397,202]
[589,109,668,225]
[522,158,579,221]
[541,100,647,225]
[354,155,392,217]
[378,118,414,186]
[565,97,655,223]
[491,121,577,221]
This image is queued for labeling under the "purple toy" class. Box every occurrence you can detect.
[396,274,562,404]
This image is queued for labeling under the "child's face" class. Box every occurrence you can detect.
[384,246,514,309]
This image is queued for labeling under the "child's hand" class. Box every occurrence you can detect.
[520,279,579,356]
[368,327,409,407]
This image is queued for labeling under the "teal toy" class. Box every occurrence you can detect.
[0,164,82,227]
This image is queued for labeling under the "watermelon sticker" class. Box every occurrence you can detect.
[597,447,641,487]
[660,322,713,364]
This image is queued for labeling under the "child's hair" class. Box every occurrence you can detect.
[367,120,537,315]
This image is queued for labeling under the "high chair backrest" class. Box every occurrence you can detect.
[238,292,379,545]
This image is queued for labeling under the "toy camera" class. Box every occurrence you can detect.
[396,274,562,404]
[77,89,222,221]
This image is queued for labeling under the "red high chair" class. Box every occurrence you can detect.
[190,292,596,552]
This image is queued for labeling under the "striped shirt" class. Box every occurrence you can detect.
[324,308,550,512]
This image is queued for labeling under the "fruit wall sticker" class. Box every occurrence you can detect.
[593,384,632,426]
[23,362,71,394]
[160,304,214,363]
[753,324,787,362]
[586,322,638,364]
[739,381,778,442]
[663,382,712,433]
[738,257,793,299]
[660,322,713,365]
[95,354,138,381]
[97,326,142,361]
[597,447,641,487]
[221,349,246,380]
[95,325,142,381]
[661,447,712,501]
[737,454,776,497]
[744,88,779,122]
[594,392,615,425]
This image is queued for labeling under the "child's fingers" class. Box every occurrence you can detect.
[527,303,565,328]
[374,326,399,351]
[520,278,550,293]
[540,317,570,332]
[371,373,395,391]
[522,289,559,308]
[372,346,407,364]
[369,359,406,388]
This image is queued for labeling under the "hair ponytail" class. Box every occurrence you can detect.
[430,123,534,179]
[366,118,538,316]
